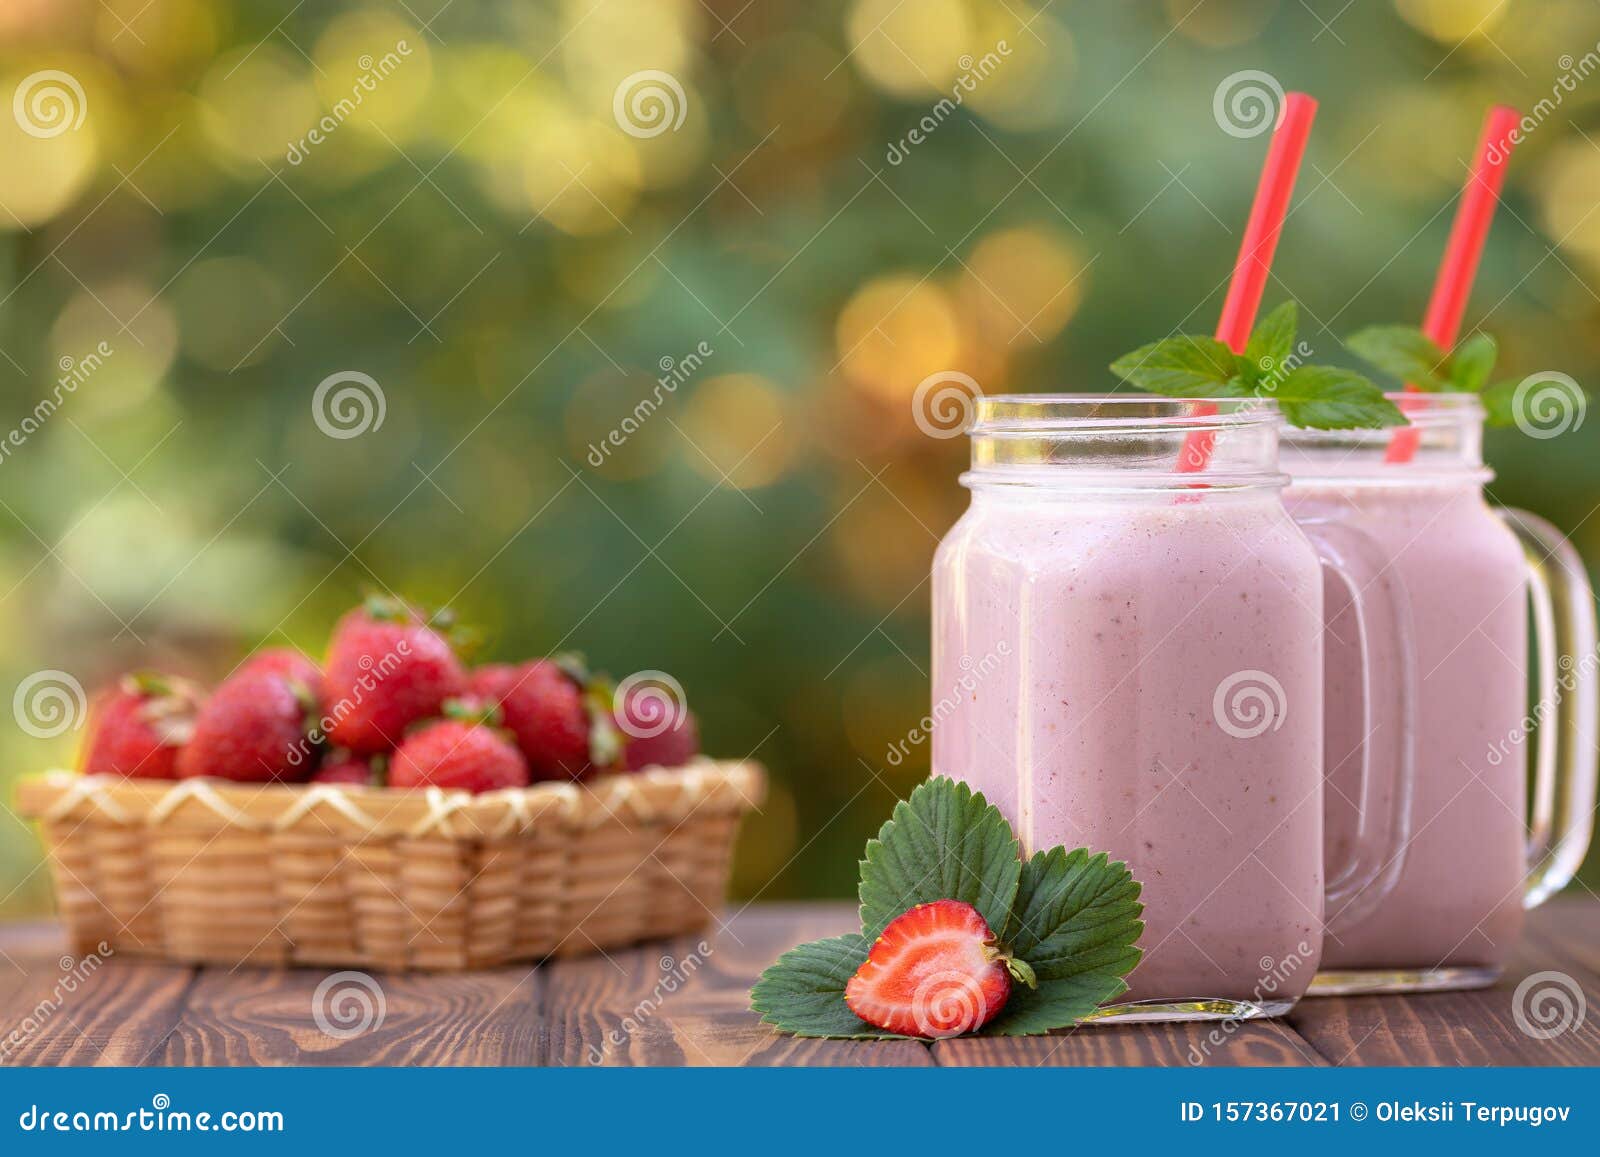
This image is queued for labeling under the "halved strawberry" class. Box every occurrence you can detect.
[844,900,1031,1038]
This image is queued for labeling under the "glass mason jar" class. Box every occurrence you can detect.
[931,397,1413,1021]
[1283,393,1598,994]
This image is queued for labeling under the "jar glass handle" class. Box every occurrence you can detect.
[1297,519,1417,933]
[1497,507,1599,908]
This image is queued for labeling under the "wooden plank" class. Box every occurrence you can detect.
[153,964,544,1066]
[540,902,933,1066]
[934,1019,1325,1067]
[0,945,194,1067]
[1287,898,1600,1066]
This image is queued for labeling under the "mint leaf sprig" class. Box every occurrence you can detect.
[750,777,1144,1039]
[1109,301,1406,431]
[1344,324,1526,428]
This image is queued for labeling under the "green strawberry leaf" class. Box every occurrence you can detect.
[749,934,902,1039]
[1244,301,1298,383]
[858,777,1021,941]
[1274,366,1407,430]
[1480,378,1520,427]
[1109,335,1247,397]
[1448,332,1498,393]
[1345,325,1449,390]
[986,847,1144,1035]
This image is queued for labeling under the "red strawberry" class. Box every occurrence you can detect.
[176,671,318,783]
[616,680,700,771]
[388,718,529,793]
[240,647,324,702]
[79,673,203,780]
[310,752,380,787]
[844,900,1026,1038]
[323,597,467,754]
[467,658,619,782]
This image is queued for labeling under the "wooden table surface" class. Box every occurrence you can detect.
[2,898,1597,1066]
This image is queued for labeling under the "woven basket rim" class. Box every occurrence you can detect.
[16,757,764,841]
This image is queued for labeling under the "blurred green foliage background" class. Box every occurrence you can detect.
[1,0,1598,915]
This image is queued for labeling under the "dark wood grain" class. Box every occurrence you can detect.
[1286,897,1600,1066]
[2,898,1598,1067]
[933,1019,1324,1066]
[540,903,933,1066]
[153,964,545,1066]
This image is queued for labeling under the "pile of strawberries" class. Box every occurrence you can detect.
[77,597,700,793]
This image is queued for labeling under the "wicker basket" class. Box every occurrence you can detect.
[16,758,763,971]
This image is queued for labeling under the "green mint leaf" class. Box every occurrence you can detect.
[1480,378,1519,427]
[749,934,900,1038]
[1346,325,1449,390]
[858,776,1021,941]
[1109,335,1247,397]
[984,847,1144,1036]
[1244,301,1298,383]
[1274,365,1407,430]
[1448,332,1497,393]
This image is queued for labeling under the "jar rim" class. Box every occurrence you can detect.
[975,394,1279,434]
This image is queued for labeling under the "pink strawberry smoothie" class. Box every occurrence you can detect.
[1286,479,1528,970]
[932,489,1327,1006]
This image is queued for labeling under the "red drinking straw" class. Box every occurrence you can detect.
[1178,92,1318,473]
[1385,105,1520,464]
